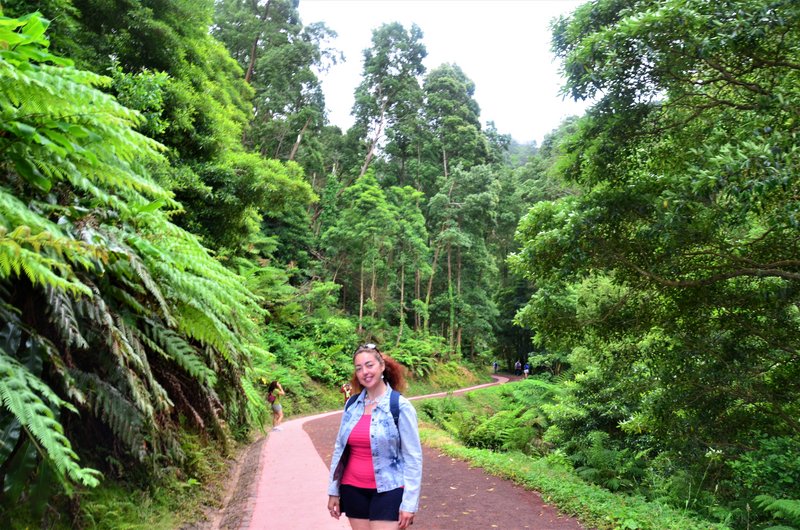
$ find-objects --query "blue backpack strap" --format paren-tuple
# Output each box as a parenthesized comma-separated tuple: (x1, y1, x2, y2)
(346, 390, 400, 430)
(390, 390, 400, 429)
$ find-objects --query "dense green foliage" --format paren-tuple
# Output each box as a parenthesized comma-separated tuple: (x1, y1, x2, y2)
(419, 414, 729, 530)
(506, 0, 800, 527)
(2, 0, 798, 528)
(0, 11, 267, 524)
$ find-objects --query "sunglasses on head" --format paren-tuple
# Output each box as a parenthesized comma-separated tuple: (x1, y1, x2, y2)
(354, 343, 381, 356)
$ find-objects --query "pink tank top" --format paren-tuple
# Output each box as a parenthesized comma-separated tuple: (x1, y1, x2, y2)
(341, 414, 377, 488)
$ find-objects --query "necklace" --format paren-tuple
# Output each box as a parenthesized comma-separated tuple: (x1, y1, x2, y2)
(364, 390, 385, 406)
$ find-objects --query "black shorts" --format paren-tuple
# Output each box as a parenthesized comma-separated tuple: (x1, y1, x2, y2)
(339, 484, 403, 521)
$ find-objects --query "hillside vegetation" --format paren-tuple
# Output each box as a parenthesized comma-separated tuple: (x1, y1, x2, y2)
(1, 1, 799, 529)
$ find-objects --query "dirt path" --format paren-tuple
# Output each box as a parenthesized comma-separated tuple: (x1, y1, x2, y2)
(202, 375, 588, 529)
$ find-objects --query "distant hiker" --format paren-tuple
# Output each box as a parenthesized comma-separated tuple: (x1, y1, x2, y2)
(267, 380, 285, 432)
(523, 362, 530, 379)
(493, 360, 499, 373)
(327, 343, 423, 530)
(514, 360, 522, 376)
(340, 381, 352, 404)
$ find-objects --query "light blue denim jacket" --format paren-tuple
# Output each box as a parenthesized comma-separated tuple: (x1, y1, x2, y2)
(327, 383, 423, 513)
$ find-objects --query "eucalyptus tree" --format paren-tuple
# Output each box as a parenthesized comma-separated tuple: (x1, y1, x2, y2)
(0, 13, 267, 514)
(351, 22, 427, 180)
(423, 63, 488, 185)
(425, 165, 501, 355)
(213, 0, 339, 163)
(321, 173, 396, 330)
(385, 187, 431, 341)
(513, 0, 800, 519)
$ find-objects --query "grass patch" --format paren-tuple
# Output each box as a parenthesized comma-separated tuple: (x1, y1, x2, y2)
(419, 423, 730, 530)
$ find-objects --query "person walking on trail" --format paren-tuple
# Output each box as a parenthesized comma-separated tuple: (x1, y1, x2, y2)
(267, 380, 285, 431)
(340, 381, 353, 405)
(493, 360, 499, 373)
(327, 343, 423, 530)
(523, 362, 530, 379)
(514, 360, 522, 376)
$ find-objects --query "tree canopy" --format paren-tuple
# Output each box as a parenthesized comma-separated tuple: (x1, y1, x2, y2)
(2, 1, 799, 528)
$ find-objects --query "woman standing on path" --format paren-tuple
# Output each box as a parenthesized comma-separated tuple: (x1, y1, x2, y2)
(267, 380, 285, 431)
(327, 344, 423, 530)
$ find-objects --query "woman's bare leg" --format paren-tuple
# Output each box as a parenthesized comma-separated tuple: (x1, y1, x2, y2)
(370, 520, 400, 530)
(348, 517, 371, 530)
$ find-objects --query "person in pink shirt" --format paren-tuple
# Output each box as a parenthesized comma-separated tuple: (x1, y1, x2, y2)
(327, 343, 423, 529)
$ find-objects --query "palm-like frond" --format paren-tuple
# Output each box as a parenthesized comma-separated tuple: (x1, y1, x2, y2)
(0, 12, 266, 496)
(0, 352, 101, 486)
(140, 320, 216, 387)
(44, 286, 89, 350)
(68, 370, 150, 462)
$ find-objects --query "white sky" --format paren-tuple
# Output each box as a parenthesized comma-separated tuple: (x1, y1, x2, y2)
(298, 0, 592, 145)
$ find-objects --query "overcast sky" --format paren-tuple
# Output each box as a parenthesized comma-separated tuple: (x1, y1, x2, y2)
(298, 0, 591, 145)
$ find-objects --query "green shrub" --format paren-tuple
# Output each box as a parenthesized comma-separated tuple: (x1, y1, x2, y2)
(570, 431, 647, 492)
(755, 495, 800, 530)
(726, 436, 800, 500)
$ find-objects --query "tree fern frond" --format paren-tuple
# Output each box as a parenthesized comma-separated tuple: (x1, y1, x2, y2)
(43, 286, 89, 350)
(140, 320, 216, 387)
(0, 352, 101, 486)
(117, 317, 172, 413)
(80, 283, 158, 420)
(1, 14, 174, 208)
(106, 325, 155, 421)
(756, 495, 800, 526)
(104, 284, 149, 315)
(0, 231, 92, 298)
(126, 252, 172, 325)
(240, 376, 267, 431)
(69, 370, 149, 462)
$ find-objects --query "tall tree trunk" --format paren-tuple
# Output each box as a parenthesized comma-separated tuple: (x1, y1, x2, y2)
(370, 261, 377, 319)
(358, 262, 365, 332)
(442, 146, 449, 178)
(424, 244, 441, 336)
(447, 243, 454, 354)
(359, 99, 388, 178)
(415, 143, 422, 192)
(245, 0, 272, 85)
(456, 245, 462, 356)
(288, 115, 312, 161)
(273, 129, 287, 158)
(396, 264, 405, 346)
(400, 148, 407, 187)
(414, 268, 421, 331)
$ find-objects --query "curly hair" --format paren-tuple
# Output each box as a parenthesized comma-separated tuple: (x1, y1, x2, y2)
(350, 345, 408, 394)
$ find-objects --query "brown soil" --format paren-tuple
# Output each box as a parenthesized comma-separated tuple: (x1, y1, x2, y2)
(304, 411, 588, 530)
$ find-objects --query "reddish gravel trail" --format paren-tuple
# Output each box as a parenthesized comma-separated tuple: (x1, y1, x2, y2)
(214, 375, 589, 529)
(304, 411, 587, 529)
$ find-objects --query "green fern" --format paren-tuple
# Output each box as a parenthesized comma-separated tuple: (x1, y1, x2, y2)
(0, 352, 101, 486)
(0, 11, 267, 499)
(69, 370, 150, 462)
(756, 495, 800, 529)
(44, 286, 89, 350)
(140, 319, 216, 387)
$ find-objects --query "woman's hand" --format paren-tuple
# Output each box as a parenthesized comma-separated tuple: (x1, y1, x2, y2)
(327, 495, 341, 519)
(399, 510, 415, 528)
